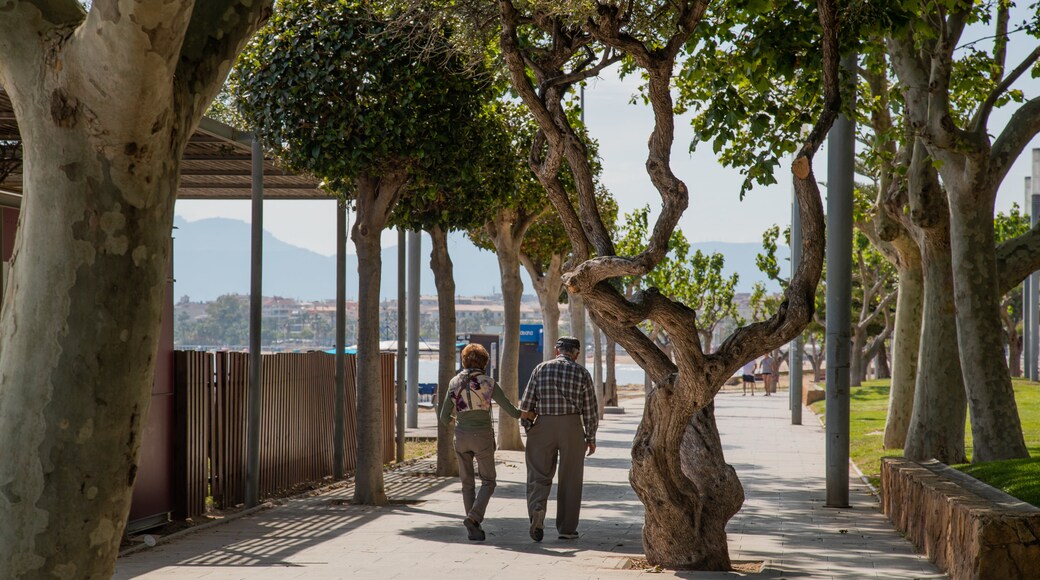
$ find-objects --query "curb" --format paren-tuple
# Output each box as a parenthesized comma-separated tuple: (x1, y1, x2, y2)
(119, 502, 274, 557)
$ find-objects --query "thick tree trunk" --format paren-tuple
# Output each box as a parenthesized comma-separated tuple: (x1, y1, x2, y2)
(429, 226, 459, 477)
(631, 389, 743, 569)
(351, 175, 404, 506)
(492, 221, 525, 450)
(850, 326, 866, 387)
(0, 114, 180, 579)
(606, 337, 618, 406)
(520, 252, 562, 362)
(883, 260, 922, 449)
(876, 343, 891, 379)
(947, 195, 1028, 461)
(903, 233, 967, 463)
(0, 3, 270, 572)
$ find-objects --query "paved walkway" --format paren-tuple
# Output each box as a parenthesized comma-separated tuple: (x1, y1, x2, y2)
(115, 393, 943, 579)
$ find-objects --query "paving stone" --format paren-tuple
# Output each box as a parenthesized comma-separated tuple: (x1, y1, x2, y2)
(116, 392, 940, 579)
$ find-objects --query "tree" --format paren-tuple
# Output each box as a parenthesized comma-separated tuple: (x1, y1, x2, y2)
(650, 234, 742, 354)
(468, 101, 547, 451)
(492, 0, 841, 568)
(233, 0, 488, 503)
(521, 183, 617, 362)
(995, 204, 1030, 377)
(0, 1, 272, 575)
(885, 2, 1040, 461)
(390, 101, 503, 478)
(848, 232, 896, 386)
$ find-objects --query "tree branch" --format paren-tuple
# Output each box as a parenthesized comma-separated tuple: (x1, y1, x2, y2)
(988, 97, 1040, 189)
(859, 290, 895, 332)
(585, 284, 682, 383)
(996, 223, 1040, 294)
(173, 0, 273, 122)
(971, 44, 1040, 134)
(709, 0, 839, 384)
(0, 0, 83, 87)
(529, 129, 591, 262)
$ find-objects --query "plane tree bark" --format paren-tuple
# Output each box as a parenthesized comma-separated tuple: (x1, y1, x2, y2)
(483, 207, 543, 450)
(886, 5, 1040, 461)
(499, 0, 841, 569)
(520, 250, 564, 360)
(428, 225, 459, 476)
(0, 1, 272, 576)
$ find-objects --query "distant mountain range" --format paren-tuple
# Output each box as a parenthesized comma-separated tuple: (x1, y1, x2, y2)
(172, 216, 786, 301)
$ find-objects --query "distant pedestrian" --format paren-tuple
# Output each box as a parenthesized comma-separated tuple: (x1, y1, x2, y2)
(742, 359, 757, 396)
(760, 355, 774, 396)
(438, 343, 533, 541)
(520, 336, 599, 542)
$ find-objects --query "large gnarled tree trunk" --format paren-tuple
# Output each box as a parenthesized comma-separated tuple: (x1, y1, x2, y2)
(499, 0, 840, 568)
(429, 225, 459, 477)
(0, 2, 271, 576)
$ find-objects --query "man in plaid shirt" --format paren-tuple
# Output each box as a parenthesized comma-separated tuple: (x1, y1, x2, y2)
(520, 336, 599, 542)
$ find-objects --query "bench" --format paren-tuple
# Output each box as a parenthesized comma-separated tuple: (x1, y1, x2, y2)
(881, 457, 1040, 580)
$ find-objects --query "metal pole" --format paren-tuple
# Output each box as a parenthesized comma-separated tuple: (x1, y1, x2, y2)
(333, 200, 347, 479)
(406, 230, 421, 428)
(1031, 149, 1040, 380)
(790, 177, 804, 426)
(1031, 188, 1040, 382)
(396, 228, 406, 461)
(245, 136, 264, 508)
(1024, 176, 1033, 380)
(825, 53, 855, 508)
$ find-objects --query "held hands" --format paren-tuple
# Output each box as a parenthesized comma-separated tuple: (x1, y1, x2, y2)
(520, 410, 537, 422)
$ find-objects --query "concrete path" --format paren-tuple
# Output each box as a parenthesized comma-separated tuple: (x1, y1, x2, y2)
(115, 392, 944, 579)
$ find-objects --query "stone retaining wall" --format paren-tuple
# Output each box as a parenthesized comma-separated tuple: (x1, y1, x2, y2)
(881, 457, 1040, 580)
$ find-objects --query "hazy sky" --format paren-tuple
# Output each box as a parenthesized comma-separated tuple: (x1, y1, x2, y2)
(175, 15, 1040, 258)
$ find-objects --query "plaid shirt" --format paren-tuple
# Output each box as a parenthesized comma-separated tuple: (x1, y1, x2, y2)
(520, 355, 599, 444)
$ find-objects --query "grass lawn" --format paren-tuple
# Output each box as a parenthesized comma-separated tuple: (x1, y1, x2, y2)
(809, 378, 1040, 504)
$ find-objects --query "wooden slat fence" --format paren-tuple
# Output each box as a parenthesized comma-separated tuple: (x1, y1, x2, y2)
(172, 351, 212, 519)
(172, 351, 396, 518)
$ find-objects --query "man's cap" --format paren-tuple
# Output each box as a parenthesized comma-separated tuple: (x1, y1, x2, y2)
(556, 336, 581, 350)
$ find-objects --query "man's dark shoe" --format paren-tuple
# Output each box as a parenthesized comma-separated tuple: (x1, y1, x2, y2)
(464, 517, 485, 541)
(529, 509, 545, 542)
(558, 532, 579, 540)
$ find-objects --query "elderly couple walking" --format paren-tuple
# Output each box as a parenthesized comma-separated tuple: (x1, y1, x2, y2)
(437, 337, 599, 543)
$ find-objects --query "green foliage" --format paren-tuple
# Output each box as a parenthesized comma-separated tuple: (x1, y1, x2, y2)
(812, 378, 1040, 491)
(232, 0, 490, 198)
(996, 202, 1031, 244)
(614, 206, 740, 344)
(614, 206, 652, 296)
(676, 0, 837, 196)
(468, 100, 588, 251)
(390, 102, 509, 233)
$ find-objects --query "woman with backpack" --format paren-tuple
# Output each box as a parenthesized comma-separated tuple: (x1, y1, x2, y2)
(438, 343, 535, 541)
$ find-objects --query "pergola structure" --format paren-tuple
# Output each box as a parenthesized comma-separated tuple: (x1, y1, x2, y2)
(0, 86, 358, 512)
